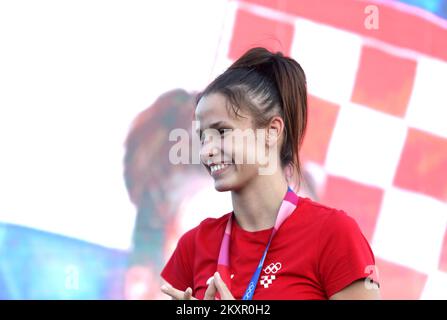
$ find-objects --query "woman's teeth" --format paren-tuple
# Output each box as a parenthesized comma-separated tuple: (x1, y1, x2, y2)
(210, 163, 231, 173)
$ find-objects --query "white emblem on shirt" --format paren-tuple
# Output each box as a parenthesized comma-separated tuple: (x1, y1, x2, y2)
(263, 262, 282, 274)
(260, 262, 282, 288)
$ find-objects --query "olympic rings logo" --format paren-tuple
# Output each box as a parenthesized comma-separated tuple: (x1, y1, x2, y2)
(263, 262, 282, 274)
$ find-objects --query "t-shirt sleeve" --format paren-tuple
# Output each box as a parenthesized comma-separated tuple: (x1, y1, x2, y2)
(317, 210, 378, 298)
(160, 227, 196, 291)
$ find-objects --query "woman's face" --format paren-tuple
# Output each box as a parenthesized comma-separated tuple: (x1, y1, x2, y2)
(195, 92, 262, 192)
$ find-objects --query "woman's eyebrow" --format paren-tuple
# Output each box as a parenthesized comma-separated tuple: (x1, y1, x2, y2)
(209, 121, 233, 129)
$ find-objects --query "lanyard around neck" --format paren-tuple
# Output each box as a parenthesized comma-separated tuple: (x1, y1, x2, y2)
(216, 186, 299, 300)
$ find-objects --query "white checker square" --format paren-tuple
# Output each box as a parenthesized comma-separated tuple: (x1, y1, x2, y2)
(325, 102, 407, 188)
(372, 187, 447, 274)
(291, 18, 362, 105)
(420, 271, 447, 300)
(406, 56, 447, 139)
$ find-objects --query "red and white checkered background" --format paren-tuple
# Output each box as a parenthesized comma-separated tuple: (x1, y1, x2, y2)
(210, 0, 447, 299)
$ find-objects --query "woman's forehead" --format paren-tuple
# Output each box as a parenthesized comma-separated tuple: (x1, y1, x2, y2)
(195, 92, 250, 125)
(195, 93, 228, 120)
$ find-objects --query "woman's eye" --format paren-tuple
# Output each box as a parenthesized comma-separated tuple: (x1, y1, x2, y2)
(218, 128, 230, 135)
(199, 129, 231, 144)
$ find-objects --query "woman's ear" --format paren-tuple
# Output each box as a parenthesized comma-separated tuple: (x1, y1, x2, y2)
(266, 116, 284, 147)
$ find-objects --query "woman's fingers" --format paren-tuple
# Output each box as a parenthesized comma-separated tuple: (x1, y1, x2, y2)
(213, 272, 235, 300)
(184, 287, 193, 300)
(161, 274, 234, 300)
(203, 278, 217, 300)
(161, 283, 183, 299)
(161, 283, 197, 300)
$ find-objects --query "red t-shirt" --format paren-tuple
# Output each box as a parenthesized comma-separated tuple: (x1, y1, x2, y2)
(161, 197, 377, 300)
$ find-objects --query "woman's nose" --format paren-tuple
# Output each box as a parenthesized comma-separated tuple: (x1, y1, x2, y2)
(200, 138, 219, 163)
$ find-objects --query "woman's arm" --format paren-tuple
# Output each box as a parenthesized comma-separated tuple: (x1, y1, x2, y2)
(329, 279, 381, 300)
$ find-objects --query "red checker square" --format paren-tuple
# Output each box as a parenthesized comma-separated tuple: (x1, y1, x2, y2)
(229, 8, 294, 60)
(394, 127, 447, 202)
(351, 46, 416, 118)
(375, 257, 428, 299)
(320, 175, 383, 242)
(439, 227, 447, 273)
(300, 95, 339, 165)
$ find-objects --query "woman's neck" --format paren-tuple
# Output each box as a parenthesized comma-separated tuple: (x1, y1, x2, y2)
(231, 170, 289, 232)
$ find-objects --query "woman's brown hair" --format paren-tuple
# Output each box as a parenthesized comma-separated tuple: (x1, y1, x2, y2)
(196, 47, 308, 187)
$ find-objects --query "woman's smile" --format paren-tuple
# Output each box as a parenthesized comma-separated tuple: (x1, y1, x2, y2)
(209, 163, 234, 177)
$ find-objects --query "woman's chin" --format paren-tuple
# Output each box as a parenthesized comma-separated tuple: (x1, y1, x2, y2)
(214, 181, 232, 192)
(213, 178, 235, 192)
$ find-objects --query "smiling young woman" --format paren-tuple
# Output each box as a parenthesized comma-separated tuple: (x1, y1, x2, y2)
(160, 47, 381, 300)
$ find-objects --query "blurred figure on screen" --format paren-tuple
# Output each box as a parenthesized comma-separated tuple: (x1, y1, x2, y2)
(123, 89, 209, 299)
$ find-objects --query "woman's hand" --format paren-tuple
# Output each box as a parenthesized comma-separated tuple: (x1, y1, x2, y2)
(204, 272, 235, 300)
(161, 283, 197, 300)
(161, 272, 235, 300)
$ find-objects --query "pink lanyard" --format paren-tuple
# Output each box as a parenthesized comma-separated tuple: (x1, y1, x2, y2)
(216, 187, 299, 299)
